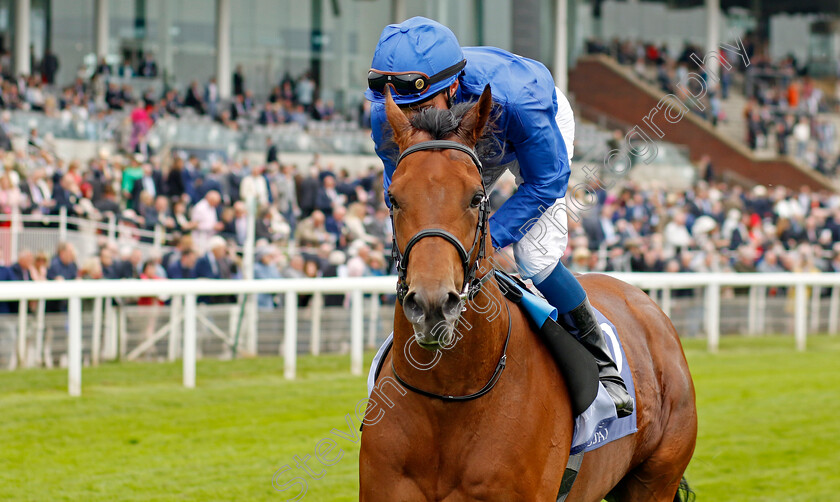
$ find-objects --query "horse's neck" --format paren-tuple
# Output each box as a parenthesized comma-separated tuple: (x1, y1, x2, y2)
(393, 277, 508, 397)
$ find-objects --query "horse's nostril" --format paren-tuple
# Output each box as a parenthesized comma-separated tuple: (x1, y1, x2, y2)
(402, 292, 423, 321)
(442, 291, 462, 317)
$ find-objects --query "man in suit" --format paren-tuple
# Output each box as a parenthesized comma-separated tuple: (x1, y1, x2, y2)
(205, 77, 219, 117)
(99, 247, 123, 279)
(2, 250, 34, 313)
(166, 248, 197, 279)
(131, 163, 164, 209)
(229, 94, 247, 121)
(144, 195, 175, 232)
(137, 53, 158, 77)
(9, 250, 33, 281)
(226, 162, 243, 203)
(46, 242, 78, 312)
(194, 236, 234, 303)
(266, 137, 279, 164)
(20, 169, 49, 215)
(181, 156, 200, 203)
(195, 236, 228, 280)
(196, 162, 226, 203)
(40, 49, 59, 85)
(0, 265, 14, 314)
(233, 65, 245, 97)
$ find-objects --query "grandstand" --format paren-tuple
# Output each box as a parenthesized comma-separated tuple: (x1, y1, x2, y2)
(1, 3, 840, 502)
(1, 1, 840, 376)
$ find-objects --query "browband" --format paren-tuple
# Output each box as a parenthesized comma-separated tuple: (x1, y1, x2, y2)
(397, 140, 483, 170)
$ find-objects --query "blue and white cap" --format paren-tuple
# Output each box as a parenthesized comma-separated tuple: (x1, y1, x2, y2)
(365, 17, 465, 105)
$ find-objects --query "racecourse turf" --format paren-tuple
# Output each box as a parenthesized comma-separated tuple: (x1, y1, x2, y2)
(1, 335, 838, 501)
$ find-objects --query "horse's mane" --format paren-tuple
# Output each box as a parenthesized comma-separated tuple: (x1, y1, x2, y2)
(385, 100, 504, 165)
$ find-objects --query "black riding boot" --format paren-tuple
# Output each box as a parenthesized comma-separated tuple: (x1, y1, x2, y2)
(558, 297, 635, 418)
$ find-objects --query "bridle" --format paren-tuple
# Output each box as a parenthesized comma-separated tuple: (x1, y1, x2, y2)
(389, 139, 513, 402)
(390, 139, 490, 305)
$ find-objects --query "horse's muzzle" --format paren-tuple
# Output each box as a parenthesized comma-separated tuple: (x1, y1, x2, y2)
(402, 288, 462, 349)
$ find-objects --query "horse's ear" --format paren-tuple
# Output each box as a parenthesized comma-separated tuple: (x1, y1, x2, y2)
(383, 87, 413, 150)
(458, 84, 493, 147)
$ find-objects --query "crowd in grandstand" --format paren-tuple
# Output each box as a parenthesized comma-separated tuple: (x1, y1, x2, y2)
(0, 51, 362, 142)
(0, 145, 391, 309)
(0, 46, 838, 313)
(2, 139, 840, 312)
(586, 35, 840, 177)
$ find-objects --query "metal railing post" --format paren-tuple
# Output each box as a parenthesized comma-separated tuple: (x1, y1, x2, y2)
(68, 297, 82, 396)
(10, 207, 19, 262)
(168, 295, 182, 361)
(810, 285, 821, 334)
(368, 293, 381, 348)
(153, 224, 164, 251)
(107, 214, 117, 243)
(829, 286, 839, 336)
(15, 299, 27, 369)
(310, 292, 322, 356)
(705, 282, 720, 353)
(284, 291, 297, 379)
(246, 294, 258, 355)
(661, 287, 671, 318)
(351, 289, 363, 376)
(118, 305, 128, 359)
(103, 298, 116, 360)
(183, 293, 197, 388)
(58, 206, 68, 242)
(756, 286, 767, 334)
(35, 299, 45, 366)
(795, 282, 807, 352)
(747, 285, 758, 335)
(91, 296, 103, 366)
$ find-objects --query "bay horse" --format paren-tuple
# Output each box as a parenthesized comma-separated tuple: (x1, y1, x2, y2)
(359, 86, 697, 501)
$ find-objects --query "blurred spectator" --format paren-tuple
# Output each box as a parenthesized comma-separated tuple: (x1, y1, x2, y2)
(46, 242, 78, 312)
(166, 247, 197, 279)
(138, 260, 165, 306)
(295, 210, 331, 249)
(191, 190, 223, 250)
(195, 236, 235, 303)
(233, 65, 245, 97)
(240, 165, 269, 206)
(40, 49, 59, 85)
(99, 246, 122, 279)
(254, 246, 282, 309)
(137, 53, 158, 78)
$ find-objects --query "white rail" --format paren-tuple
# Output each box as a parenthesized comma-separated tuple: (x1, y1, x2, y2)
(1, 272, 837, 396)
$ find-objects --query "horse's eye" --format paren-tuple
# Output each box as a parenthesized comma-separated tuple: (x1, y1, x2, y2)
(470, 193, 485, 208)
(388, 194, 400, 209)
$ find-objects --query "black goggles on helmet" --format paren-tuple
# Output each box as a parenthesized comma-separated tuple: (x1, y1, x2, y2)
(367, 59, 466, 97)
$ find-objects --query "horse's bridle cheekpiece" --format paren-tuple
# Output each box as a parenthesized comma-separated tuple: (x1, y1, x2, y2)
(390, 140, 490, 306)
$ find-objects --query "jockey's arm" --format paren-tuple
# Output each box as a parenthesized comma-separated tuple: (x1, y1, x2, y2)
(488, 92, 570, 250)
(370, 103, 398, 206)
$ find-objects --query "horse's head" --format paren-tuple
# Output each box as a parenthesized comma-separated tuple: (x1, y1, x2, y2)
(384, 85, 493, 350)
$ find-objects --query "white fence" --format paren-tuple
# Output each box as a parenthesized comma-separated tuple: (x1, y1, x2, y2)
(0, 272, 838, 396)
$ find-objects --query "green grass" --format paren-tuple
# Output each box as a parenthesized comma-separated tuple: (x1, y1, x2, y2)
(1, 336, 838, 501)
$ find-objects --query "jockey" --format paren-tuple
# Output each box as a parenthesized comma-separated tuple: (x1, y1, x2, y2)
(365, 17, 633, 417)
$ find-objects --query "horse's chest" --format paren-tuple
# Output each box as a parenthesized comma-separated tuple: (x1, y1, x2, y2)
(396, 406, 568, 500)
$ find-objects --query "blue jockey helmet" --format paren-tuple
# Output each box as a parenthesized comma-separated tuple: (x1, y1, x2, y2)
(365, 17, 466, 106)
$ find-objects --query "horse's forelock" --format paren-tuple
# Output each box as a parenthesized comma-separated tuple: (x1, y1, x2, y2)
(383, 100, 503, 166)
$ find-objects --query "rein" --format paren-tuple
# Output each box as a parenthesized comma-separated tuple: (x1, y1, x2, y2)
(390, 140, 490, 304)
(390, 139, 511, 402)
